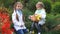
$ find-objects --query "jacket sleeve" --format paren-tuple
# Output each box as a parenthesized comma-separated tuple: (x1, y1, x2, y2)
(12, 13, 22, 26)
(41, 10, 46, 19)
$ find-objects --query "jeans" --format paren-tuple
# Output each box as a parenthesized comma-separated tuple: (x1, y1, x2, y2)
(16, 29, 28, 34)
(30, 22, 42, 33)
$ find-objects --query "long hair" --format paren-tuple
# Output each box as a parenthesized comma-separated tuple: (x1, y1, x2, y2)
(13, 2, 23, 10)
(13, 2, 23, 21)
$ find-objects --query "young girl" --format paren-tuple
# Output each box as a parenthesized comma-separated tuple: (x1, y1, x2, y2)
(0, 7, 13, 34)
(29, 2, 46, 34)
(12, 2, 28, 34)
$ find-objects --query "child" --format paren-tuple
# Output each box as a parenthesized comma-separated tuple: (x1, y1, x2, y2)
(0, 7, 13, 34)
(12, 2, 28, 34)
(29, 2, 46, 34)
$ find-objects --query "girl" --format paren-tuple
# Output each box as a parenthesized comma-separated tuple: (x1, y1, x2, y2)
(0, 7, 13, 34)
(29, 2, 46, 34)
(12, 2, 28, 34)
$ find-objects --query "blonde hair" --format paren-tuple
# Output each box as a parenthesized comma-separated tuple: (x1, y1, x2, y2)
(13, 2, 23, 10)
(36, 2, 45, 8)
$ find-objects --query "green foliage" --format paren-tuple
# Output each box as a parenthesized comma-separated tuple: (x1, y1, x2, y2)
(26, 0, 40, 12)
(43, 1, 52, 13)
(46, 14, 60, 30)
(23, 8, 33, 22)
(4, 0, 14, 8)
(42, 30, 60, 34)
(55, 0, 60, 2)
(52, 4, 60, 14)
(22, 8, 33, 29)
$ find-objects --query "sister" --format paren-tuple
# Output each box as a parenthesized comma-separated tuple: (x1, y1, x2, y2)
(12, 2, 28, 34)
(30, 2, 46, 34)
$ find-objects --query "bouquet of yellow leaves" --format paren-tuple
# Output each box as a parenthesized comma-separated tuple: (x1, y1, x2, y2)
(29, 14, 41, 22)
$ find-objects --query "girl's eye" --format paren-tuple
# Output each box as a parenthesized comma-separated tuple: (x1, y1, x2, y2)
(37, 4, 40, 5)
(18, 6, 21, 7)
(37, 4, 39, 5)
(18, 6, 20, 7)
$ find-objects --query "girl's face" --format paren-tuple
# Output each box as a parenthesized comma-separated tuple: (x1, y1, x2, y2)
(36, 3, 42, 9)
(16, 3, 23, 10)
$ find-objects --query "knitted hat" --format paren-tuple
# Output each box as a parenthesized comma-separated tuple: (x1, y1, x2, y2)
(36, 2, 45, 8)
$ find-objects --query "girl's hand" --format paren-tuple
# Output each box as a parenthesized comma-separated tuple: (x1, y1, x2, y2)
(29, 15, 36, 21)
(28, 15, 32, 19)
(20, 25, 24, 27)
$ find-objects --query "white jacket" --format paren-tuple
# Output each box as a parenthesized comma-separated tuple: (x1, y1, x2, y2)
(35, 9, 46, 25)
(12, 10, 26, 31)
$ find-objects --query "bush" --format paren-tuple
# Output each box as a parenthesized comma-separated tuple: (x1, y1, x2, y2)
(26, 0, 40, 12)
(52, 4, 60, 14)
(23, 8, 33, 22)
(22, 8, 33, 29)
(0, 0, 14, 8)
(42, 30, 60, 34)
(46, 14, 60, 30)
(43, 1, 52, 13)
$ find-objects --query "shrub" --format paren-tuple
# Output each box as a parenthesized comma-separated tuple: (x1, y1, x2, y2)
(46, 14, 60, 30)
(22, 8, 33, 29)
(52, 4, 60, 14)
(23, 8, 33, 22)
(42, 30, 60, 34)
(26, 0, 40, 12)
(43, 1, 52, 13)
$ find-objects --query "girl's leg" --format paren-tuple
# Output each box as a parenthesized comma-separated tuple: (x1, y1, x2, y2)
(23, 29, 28, 33)
(30, 23, 35, 31)
(30, 22, 35, 33)
(23, 29, 28, 34)
(16, 29, 24, 34)
(35, 23, 42, 34)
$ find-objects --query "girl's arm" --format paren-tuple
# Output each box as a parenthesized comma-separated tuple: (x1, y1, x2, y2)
(40, 10, 46, 19)
(12, 13, 22, 26)
(23, 15, 25, 22)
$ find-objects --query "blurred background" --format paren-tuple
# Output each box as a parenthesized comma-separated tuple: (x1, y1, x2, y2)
(0, 0, 60, 34)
